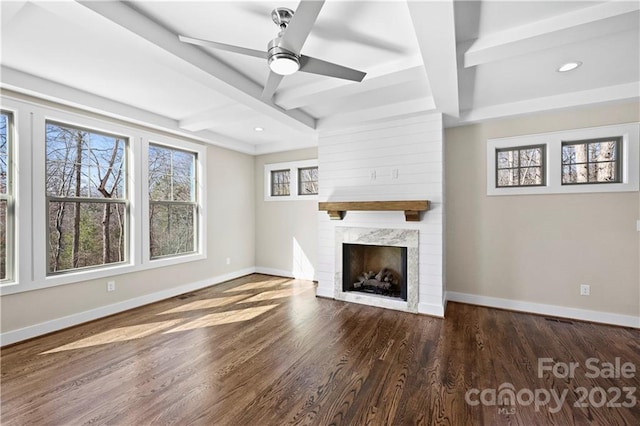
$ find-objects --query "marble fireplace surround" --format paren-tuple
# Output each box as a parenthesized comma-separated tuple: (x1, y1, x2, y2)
(335, 227, 419, 313)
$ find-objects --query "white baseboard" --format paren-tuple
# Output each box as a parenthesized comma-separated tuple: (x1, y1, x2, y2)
(0, 267, 256, 347)
(418, 302, 446, 318)
(315, 286, 334, 299)
(446, 291, 640, 328)
(254, 267, 316, 281)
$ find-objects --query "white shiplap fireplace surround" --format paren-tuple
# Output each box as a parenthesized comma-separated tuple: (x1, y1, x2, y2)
(316, 114, 445, 317)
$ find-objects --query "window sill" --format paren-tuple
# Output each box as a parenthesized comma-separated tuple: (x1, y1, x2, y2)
(0, 252, 206, 296)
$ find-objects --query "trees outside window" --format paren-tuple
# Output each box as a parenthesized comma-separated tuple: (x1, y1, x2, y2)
(270, 170, 290, 196)
(562, 138, 621, 184)
(148, 144, 197, 259)
(496, 145, 545, 187)
(298, 166, 318, 195)
(0, 111, 13, 281)
(46, 122, 127, 273)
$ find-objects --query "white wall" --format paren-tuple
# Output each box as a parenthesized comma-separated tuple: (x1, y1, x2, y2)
(445, 102, 640, 327)
(254, 148, 318, 280)
(316, 114, 445, 316)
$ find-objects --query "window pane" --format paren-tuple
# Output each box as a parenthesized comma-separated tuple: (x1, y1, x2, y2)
(298, 167, 318, 195)
(46, 123, 126, 199)
(497, 150, 518, 169)
(520, 147, 542, 167)
(520, 166, 543, 185)
(148, 145, 196, 202)
(563, 164, 588, 184)
(589, 141, 617, 162)
(48, 201, 126, 273)
(271, 170, 290, 196)
(497, 169, 519, 187)
(150, 204, 195, 258)
(0, 113, 7, 195)
(589, 162, 617, 182)
(0, 200, 6, 280)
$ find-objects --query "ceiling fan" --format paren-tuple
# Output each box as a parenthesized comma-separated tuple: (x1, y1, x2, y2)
(178, 0, 367, 100)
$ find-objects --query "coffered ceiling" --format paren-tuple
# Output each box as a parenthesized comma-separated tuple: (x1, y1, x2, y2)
(1, 1, 638, 154)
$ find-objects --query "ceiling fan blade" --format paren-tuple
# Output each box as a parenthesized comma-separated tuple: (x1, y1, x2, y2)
(262, 71, 285, 100)
(299, 55, 366, 82)
(280, 0, 325, 55)
(178, 35, 267, 59)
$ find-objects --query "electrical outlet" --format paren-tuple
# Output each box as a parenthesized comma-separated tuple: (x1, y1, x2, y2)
(226, 257, 231, 265)
(370, 170, 376, 181)
(392, 168, 399, 179)
(107, 281, 116, 292)
(580, 284, 590, 296)
(636, 220, 640, 232)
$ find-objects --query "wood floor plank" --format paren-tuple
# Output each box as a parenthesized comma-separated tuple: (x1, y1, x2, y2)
(1, 274, 638, 425)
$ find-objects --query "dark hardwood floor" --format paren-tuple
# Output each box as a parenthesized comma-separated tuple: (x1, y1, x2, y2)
(1, 274, 638, 425)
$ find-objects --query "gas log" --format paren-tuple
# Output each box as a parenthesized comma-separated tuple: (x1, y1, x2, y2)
(353, 268, 397, 293)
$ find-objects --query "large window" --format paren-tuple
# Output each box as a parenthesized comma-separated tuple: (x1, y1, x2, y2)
(0, 111, 13, 281)
(562, 137, 621, 184)
(496, 145, 545, 187)
(45, 122, 127, 273)
(148, 144, 197, 259)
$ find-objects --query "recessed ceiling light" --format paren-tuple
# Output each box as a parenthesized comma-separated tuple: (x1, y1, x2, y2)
(557, 61, 582, 73)
(254, 127, 264, 132)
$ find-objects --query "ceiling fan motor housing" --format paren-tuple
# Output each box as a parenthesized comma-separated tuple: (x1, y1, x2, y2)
(267, 37, 300, 75)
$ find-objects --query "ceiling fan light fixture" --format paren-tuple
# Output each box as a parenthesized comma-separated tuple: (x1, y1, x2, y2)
(557, 61, 582, 73)
(269, 53, 300, 75)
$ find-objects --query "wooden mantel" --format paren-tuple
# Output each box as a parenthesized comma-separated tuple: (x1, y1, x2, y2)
(318, 200, 429, 222)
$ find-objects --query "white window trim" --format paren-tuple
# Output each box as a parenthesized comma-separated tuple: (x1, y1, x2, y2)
(0, 97, 207, 296)
(0, 109, 16, 285)
(487, 123, 639, 196)
(264, 159, 318, 201)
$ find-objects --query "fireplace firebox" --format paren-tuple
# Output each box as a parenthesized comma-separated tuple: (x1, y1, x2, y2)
(342, 243, 407, 301)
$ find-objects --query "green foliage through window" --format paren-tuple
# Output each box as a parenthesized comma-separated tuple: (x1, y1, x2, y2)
(45, 121, 127, 273)
(149, 144, 197, 259)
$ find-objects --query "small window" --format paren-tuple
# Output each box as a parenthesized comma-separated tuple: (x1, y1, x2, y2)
(46, 121, 128, 273)
(0, 111, 14, 282)
(561, 137, 621, 185)
(270, 169, 290, 196)
(496, 145, 545, 187)
(298, 166, 318, 195)
(148, 144, 198, 259)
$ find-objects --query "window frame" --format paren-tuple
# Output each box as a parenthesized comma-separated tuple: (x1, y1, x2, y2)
(495, 144, 546, 188)
(44, 120, 130, 275)
(0, 110, 15, 284)
(560, 137, 622, 185)
(264, 159, 318, 201)
(487, 123, 639, 196)
(270, 169, 291, 197)
(148, 142, 200, 260)
(297, 166, 319, 196)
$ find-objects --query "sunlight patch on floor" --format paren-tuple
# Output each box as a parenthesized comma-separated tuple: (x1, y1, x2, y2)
(223, 278, 290, 293)
(41, 320, 183, 354)
(241, 286, 312, 302)
(157, 294, 251, 315)
(163, 304, 279, 333)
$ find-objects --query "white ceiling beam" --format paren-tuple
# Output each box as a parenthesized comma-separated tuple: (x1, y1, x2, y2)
(407, 0, 459, 117)
(452, 82, 640, 126)
(274, 55, 424, 110)
(464, 2, 640, 68)
(179, 104, 251, 132)
(317, 97, 436, 130)
(76, 1, 316, 133)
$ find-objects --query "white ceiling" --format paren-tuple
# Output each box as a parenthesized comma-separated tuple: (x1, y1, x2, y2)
(1, 1, 638, 154)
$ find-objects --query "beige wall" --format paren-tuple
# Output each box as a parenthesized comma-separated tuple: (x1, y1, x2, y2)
(255, 148, 318, 280)
(1, 146, 255, 333)
(445, 102, 640, 317)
